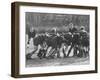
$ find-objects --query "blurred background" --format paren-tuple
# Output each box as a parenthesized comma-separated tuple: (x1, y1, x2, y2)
(26, 12, 90, 34)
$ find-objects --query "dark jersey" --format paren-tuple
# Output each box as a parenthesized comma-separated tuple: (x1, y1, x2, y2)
(63, 33, 72, 45)
(69, 27, 77, 33)
(28, 30, 36, 39)
(72, 32, 80, 45)
(79, 30, 89, 46)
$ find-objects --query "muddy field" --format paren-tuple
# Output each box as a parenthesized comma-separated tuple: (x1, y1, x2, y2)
(26, 57, 89, 67)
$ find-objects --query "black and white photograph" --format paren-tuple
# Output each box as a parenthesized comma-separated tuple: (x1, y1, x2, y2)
(25, 12, 90, 67)
(11, 2, 97, 78)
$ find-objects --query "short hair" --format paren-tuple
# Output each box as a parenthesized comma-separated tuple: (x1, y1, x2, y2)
(80, 26, 85, 30)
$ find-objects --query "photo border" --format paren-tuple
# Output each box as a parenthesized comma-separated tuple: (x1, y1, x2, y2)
(11, 2, 98, 78)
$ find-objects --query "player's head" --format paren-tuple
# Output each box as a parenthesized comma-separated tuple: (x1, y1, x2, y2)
(80, 26, 85, 30)
(51, 27, 57, 34)
(69, 23, 74, 28)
